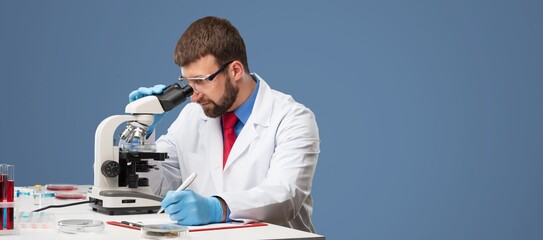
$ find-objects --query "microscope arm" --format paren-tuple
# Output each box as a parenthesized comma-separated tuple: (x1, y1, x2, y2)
(94, 114, 154, 188)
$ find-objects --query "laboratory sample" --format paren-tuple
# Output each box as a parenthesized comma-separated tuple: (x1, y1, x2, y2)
(119, 140, 157, 152)
(141, 224, 188, 239)
(55, 192, 86, 200)
(15, 190, 31, 197)
(0, 164, 5, 201)
(5, 165, 15, 230)
(57, 219, 104, 234)
(16, 211, 56, 229)
(46, 184, 78, 191)
(7, 166, 14, 229)
(33, 185, 43, 205)
(0, 164, 16, 232)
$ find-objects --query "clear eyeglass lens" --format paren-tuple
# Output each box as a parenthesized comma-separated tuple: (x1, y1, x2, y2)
(188, 77, 211, 93)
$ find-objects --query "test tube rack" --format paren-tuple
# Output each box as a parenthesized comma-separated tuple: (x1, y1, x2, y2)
(0, 164, 18, 235)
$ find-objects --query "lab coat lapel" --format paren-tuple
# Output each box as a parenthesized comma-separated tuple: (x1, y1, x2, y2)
(198, 114, 224, 192)
(224, 77, 272, 171)
(223, 122, 258, 171)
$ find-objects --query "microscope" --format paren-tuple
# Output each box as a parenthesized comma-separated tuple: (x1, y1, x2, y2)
(88, 83, 193, 215)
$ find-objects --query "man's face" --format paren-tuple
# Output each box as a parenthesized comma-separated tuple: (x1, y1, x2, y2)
(181, 55, 239, 118)
(198, 73, 238, 118)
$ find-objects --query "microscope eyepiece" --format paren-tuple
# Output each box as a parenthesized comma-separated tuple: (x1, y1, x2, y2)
(156, 83, 193, 112)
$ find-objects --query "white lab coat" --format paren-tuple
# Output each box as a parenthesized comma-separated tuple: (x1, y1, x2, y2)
(148, 74, 320, 232)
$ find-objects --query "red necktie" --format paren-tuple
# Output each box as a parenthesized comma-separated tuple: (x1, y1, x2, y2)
(222, 112, 238, 168)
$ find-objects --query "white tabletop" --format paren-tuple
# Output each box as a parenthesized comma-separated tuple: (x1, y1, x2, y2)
(2, 186, 324, 240)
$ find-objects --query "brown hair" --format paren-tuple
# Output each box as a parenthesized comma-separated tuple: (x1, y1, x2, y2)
(174, 16, 250, 73)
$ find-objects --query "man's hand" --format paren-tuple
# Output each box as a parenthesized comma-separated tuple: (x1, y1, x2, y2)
(161, 190, 223, 226)
(129, 84, 167, 102)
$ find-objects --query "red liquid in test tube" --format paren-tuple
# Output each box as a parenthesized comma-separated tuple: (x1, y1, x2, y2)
(6, 165, 14, 230)
(0, 174, 4, 201)
(0, 164, 15, 231)
(6, 179, 14, 229)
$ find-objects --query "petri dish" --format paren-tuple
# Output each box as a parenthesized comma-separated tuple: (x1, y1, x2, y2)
(47, 184, 78, 191)
(58, 219, 105, 234)
(55, 192, 86, 200)
(141, 224, 189, 239)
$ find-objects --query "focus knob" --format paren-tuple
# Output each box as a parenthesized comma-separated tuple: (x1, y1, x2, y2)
(101, 160, 120, 178)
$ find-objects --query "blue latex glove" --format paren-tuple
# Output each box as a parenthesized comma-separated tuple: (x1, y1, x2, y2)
(128, 84, 167, 102)
(128, 84, 167, 138)
(161, 190, 223, 226)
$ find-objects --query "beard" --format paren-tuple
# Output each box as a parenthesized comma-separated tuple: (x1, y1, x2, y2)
(198, 75, 239, 118)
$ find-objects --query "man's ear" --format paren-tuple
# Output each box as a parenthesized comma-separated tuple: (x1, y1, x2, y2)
(231, 60, 244, 81)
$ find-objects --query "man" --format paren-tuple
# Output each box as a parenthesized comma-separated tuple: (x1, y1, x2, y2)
(129, 16, 320, 232)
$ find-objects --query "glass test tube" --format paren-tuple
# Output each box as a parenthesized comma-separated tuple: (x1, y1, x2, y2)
(6, 165, 14, 229)
(0, 164, 6, 230)
(33, 185, 43, 206)
(0, 164, 8, 230)
(0, 164, 4, 201)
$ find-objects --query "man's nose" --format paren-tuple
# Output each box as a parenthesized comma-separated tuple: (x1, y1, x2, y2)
(191, 91, 202, 102)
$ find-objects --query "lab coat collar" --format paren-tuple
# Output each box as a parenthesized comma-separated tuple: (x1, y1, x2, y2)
(245, 73, 272, 127)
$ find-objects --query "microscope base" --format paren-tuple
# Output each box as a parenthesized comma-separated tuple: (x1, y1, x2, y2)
(90, 202, 160, 215)
(88, 188, 163, 215)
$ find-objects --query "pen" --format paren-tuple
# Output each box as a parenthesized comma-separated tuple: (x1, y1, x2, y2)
(106, 221, 141, 230)
(157, 172, 197, 214)
(121, 220, 144, 228)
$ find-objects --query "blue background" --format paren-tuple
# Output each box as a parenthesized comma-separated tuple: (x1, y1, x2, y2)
(1, 0, 542, 239)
